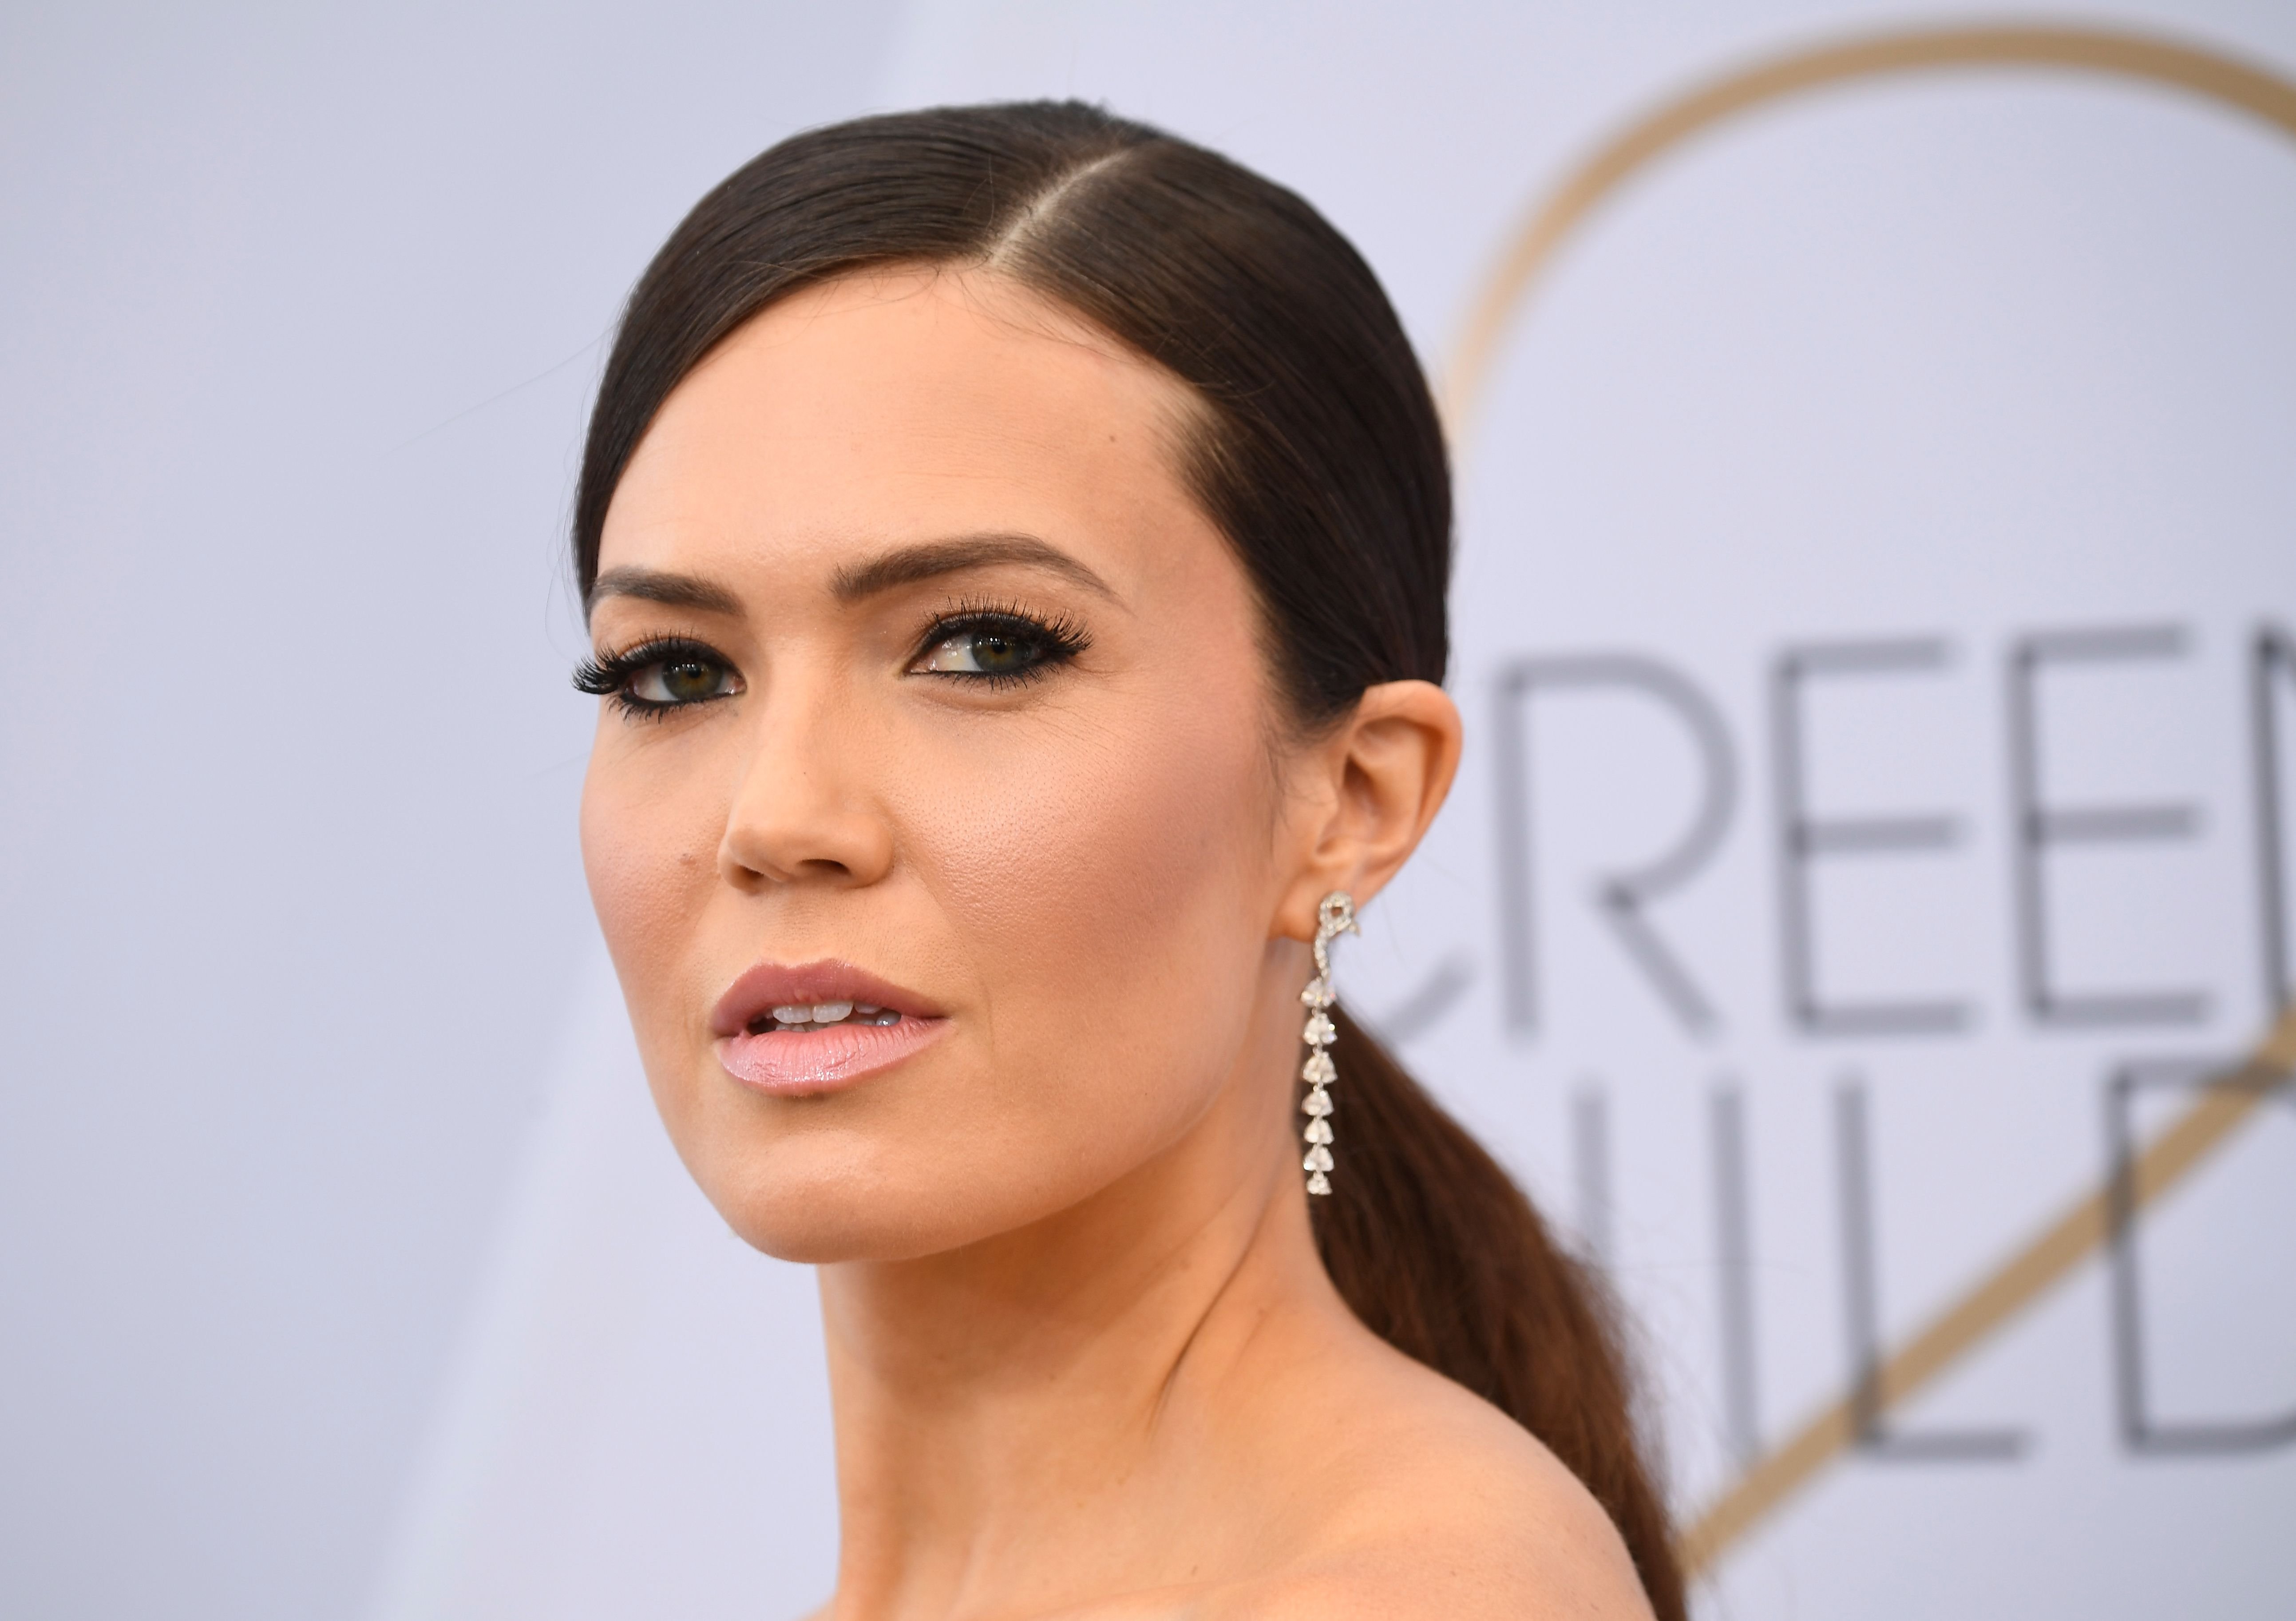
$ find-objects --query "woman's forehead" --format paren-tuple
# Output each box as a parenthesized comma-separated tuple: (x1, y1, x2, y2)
(598, 268, 1216, 591)
(631, 269, 1188, 492)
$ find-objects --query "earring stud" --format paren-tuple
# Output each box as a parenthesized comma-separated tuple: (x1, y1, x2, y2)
(1299, 891, 1356, 1196)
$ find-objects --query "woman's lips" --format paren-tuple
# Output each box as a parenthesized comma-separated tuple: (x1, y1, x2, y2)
(716, 1016, 949, 1096)
(709, 958, 944, 1037)
(709, 958, 950, 1096)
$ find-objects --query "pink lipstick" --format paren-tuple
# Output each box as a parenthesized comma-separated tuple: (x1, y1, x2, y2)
(710, 959, 950, 1097)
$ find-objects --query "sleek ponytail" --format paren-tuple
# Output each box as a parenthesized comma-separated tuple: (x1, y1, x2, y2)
(1321, 1010, 1679, 1616)
(574, 100, 1683, 1620)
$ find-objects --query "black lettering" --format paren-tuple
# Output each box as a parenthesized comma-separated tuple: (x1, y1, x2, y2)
(1773, 639, 1967, 1036)
(1572, 1085, 1611, 1267)
(1710, 1083, 1761, 1468)
(1493, 656, 1737, 1035)
(2254, 626, 2295, 1017)
(1834, 1079, 2025, 1460)
(2008, 625, 2206, 1026)
(2106, 1058, 2296, 1453)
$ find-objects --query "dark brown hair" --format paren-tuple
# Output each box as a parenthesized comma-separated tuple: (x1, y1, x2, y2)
(574, 100, 1681, 1619)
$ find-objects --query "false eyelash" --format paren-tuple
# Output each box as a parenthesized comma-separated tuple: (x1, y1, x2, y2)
(571, 633, 739, 720)
(570, 633, 706, 696)
(911, 598, 1093, 688)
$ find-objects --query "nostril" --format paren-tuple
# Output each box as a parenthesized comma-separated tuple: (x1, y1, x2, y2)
(717, 772, 893, 886)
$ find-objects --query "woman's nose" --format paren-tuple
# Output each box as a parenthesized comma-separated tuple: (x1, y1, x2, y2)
(716, 686, 895, 890)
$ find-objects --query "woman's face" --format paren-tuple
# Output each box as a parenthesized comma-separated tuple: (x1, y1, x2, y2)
(580, 267, 1318, 1261)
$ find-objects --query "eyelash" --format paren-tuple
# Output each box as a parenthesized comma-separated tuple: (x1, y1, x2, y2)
(909, 599, 1093, 689)
(572, 633, 739, 722)
(570, 602, 1093, 720)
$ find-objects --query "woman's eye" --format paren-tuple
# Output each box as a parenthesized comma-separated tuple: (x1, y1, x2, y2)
(917, 625, 1049, 679)
(631, 656, 736, 704)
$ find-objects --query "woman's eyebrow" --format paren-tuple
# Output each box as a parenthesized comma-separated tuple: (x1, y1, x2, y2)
(586, 565, 743, 618)
(831, 533, 1119, 603)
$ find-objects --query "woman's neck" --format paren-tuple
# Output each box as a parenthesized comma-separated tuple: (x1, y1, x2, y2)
(816, 1004, 1352, 1619)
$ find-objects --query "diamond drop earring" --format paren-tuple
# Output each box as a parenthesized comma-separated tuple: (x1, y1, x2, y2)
(1298, 890, 1357, 1197)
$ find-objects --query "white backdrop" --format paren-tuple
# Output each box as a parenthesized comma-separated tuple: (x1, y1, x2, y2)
(5, 4, 2292, 1618)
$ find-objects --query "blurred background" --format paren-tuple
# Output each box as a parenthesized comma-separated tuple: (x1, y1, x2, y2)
(3, 2, 2292, 1617)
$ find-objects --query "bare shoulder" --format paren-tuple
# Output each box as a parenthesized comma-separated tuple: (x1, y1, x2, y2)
(1033, 1385, 1658, 1621)
(945, 1359, 1656, 1621)
(1231, 1349, 1659, 1621)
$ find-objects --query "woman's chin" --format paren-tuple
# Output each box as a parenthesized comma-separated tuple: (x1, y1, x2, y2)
(720, 1209, 1014, 1267)
(699, 1156, 1077, 1266)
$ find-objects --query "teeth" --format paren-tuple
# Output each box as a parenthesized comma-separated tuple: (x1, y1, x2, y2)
(758, 1001, 904, 1031)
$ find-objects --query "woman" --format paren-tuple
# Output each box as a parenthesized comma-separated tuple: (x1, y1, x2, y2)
(572, 101, 1680, 1620)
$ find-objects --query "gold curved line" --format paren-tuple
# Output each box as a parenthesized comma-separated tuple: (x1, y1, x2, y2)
(1431, 18, 2296, 1578)
(1441, 24, 2296, 444)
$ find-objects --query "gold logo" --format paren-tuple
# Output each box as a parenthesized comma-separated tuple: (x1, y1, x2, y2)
(1439, 20, 2296, 1578)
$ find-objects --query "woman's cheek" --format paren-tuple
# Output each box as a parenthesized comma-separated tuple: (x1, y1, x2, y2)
(580, 745, 718, 1041)
(909, 700, 1271, 1052)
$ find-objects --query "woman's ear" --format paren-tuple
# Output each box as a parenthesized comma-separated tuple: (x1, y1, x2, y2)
(1275, 679, 1463, 941)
